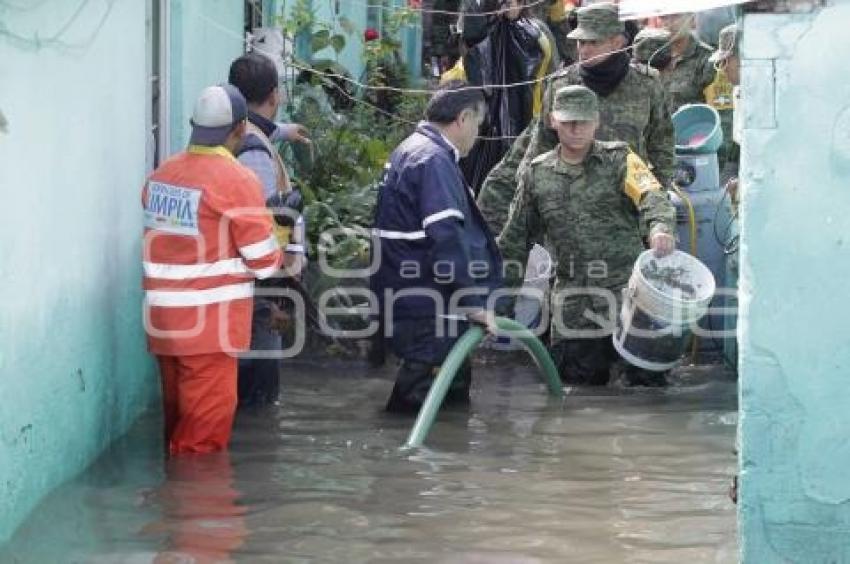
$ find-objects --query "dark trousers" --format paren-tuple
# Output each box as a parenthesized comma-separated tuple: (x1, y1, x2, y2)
(551, 337, 668, 387)
(385, 318, 472, 413)
(551, 337, 619, 386)
(238, 300, 281, 406)
(386, 359, 472, 414)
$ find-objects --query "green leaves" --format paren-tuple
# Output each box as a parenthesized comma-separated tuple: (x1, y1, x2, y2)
(311, 29, 330, 52)
(286, 83, 426, 263)
(330, 34, 346, 54)
(310, 28, 347, 54)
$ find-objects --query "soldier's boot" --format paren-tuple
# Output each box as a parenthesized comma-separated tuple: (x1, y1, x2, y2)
(552, 338, 613, 386)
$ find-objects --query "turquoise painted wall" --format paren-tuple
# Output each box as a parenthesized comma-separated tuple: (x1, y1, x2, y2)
(276, 0, 370, 81)
(0, 0, 156, 543)
(312, 0, 369, 81)
(168, 0, 245, 153)
(393, 0, 423, 80)
(738, 5, 850, 562)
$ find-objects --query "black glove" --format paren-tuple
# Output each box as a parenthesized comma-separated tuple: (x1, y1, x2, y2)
(266, 187, 304, 228)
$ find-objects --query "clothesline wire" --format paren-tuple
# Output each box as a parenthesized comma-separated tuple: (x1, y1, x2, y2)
(198, 10, 696, 141)
(312, 0, 549, 17)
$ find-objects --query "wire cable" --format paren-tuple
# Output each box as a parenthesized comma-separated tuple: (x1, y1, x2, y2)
(205, 10, 674, 97)
(0, 0, 115, 51)
(0, 0, 51, 11)
(340, 0, 550, 17)
(198, 9, 689, 140)
(296, 66, 520, 141)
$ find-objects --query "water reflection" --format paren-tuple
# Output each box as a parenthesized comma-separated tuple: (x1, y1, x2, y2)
(142, 453, 247, 563)
(2, 360, 738, 563)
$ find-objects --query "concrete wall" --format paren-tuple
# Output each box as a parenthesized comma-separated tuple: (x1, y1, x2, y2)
(0, 0, 156, 543)
(0, 0, 251, 544)
(738, 4, 850, 562)
(168, 0, 245, 152)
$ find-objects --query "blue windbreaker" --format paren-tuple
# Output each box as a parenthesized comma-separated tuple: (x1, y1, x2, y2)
(371, 122, 503, 320)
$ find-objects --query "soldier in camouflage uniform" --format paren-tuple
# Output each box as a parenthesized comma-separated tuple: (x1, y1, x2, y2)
(632, 27, 673, 72)
(708, 23, 741, 179)
(498, 86, 676, 386)
(657, 13, 717, 111)
(709, 24, 741, 198)
(478, 2, 674, 236)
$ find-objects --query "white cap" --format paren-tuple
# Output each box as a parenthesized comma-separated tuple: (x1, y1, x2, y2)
(189, 84, 247, 146)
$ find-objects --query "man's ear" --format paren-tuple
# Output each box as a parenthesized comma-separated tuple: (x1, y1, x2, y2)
(233, 120, 248, 139)
(615, 33, 628, 51)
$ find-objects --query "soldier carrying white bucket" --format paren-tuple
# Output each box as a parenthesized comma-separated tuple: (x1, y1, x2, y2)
(498, 85, 678, 387)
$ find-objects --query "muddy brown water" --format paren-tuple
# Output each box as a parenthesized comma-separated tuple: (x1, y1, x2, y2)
(2, 358, 738, 563)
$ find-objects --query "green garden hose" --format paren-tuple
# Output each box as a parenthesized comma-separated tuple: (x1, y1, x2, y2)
(403, 317, 564, 449)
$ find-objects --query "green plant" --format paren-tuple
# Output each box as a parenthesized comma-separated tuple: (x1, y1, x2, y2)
(289, 86, 426, 254)
(362, 6, 418, 113)
(275, 2, 428, 339)
(280, 0, 351, 62)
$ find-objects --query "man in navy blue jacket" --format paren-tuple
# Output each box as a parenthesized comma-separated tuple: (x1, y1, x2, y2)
(372, 81, 503, 413)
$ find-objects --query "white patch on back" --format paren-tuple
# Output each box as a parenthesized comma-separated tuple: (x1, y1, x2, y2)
(144, 182, 202, 236)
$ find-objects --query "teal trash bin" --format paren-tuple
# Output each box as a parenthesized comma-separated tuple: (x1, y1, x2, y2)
(673, 104, 724, 155)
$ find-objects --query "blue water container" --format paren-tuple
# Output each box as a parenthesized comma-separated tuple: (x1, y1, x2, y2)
(673, 104, 724, 155)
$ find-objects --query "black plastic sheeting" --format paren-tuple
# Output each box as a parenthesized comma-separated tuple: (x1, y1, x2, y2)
(459, 16, 544, 194)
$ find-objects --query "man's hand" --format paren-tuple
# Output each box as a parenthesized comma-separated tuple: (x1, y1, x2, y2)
(283, 123, 312, 146)
(467, 309, 499, 335)
(725, 177, 739, 204)
(650, 232, 676, 257)
(268, 303, 291, 333)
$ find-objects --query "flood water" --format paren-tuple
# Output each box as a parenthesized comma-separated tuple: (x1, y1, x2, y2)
(2, 358, 738, 563)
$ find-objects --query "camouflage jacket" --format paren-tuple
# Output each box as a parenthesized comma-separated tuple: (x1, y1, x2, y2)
(497, 142, 675, 323)
(477, 125, 533, 232)
(478, 62, 675, 236)
(662, 33, 717, 111)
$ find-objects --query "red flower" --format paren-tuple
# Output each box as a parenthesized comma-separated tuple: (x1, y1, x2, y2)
(364, 28, 379, 42)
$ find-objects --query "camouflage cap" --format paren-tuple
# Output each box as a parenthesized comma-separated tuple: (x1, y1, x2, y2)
(567, 3, 624, 41)
(633, 27, 671, 64)
(709, 23, 740, 63)
(551, 85, 599, 122)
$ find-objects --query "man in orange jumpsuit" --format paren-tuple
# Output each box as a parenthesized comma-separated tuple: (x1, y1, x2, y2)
(142, 84, 283, 455)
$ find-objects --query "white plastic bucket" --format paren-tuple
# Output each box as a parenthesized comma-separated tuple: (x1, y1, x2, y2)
(613, 250, 715, 371)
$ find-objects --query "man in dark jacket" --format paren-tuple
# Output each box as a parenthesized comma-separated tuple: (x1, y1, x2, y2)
(228, 53, 310, 406)
(372, 81, 503, 413)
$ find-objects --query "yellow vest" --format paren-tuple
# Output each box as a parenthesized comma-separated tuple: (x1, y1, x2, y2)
(703, 69, 735, 111)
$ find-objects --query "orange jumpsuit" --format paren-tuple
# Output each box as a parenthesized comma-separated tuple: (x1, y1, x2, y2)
(142, 145, 282, 454)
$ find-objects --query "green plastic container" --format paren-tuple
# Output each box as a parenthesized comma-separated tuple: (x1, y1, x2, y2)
(673, 104, 724, 155)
